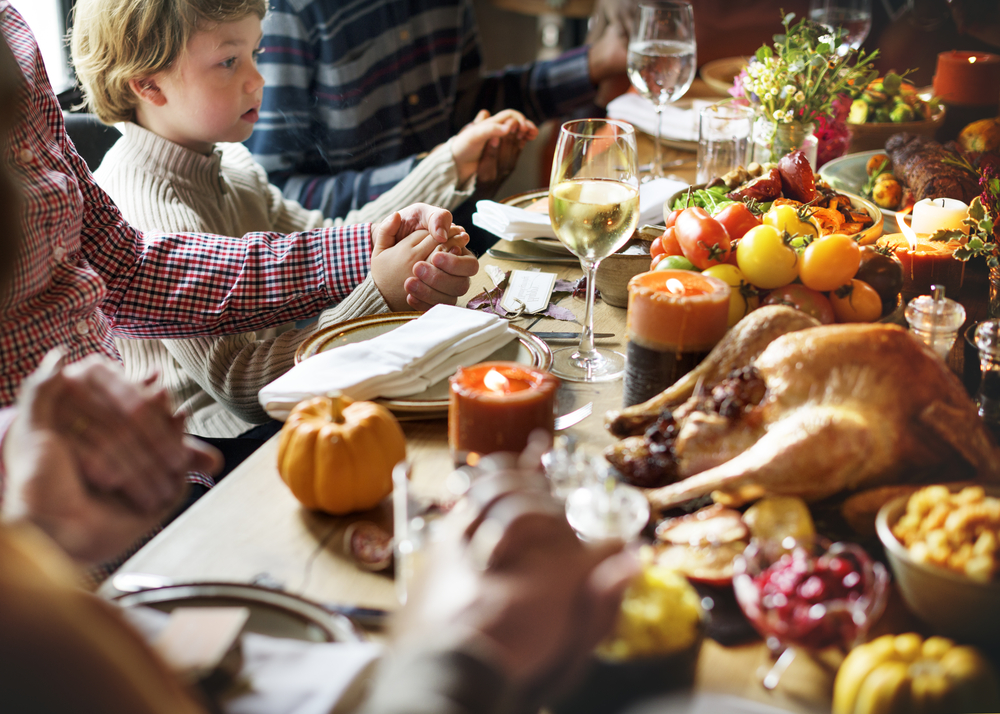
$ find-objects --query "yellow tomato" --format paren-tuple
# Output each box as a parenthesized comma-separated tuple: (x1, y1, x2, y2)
(798, 233, 861, 292)
(736, 225, 799, 290)
(763, 204, 818, 239)
(702, 264, 760, 326)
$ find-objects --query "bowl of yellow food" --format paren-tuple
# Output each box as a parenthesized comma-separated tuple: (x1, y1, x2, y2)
(876, 484, 1000, 644)
(553, 563, 707, 714)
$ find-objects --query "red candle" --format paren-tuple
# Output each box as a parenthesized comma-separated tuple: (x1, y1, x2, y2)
(877, 234, 965, 302)
(933, 51, 1000, 106)
(623, 270, 730, 406)
(448, 361, 560, 465)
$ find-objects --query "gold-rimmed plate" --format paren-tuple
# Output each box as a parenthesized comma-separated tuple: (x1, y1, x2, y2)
(295, 313, 552, 414)
(700, 56, 749, 96)
(498, 189, 575, 255)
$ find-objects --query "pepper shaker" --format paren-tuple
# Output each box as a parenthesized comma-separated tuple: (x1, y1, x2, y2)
(904, 284, 966, 361)
(974, 320, 1000, 437)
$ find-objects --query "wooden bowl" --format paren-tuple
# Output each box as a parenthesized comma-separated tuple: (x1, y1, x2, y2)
(847, 105, 946, 153)
(595, 233, 655, 309)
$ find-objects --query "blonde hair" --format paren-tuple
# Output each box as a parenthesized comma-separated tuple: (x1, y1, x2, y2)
(70, 0, 267, 124)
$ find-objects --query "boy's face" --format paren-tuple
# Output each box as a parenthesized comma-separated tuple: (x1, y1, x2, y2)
(148, 14, 264, 154)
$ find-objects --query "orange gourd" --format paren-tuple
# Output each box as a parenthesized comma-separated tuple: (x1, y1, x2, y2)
(277, 395, 405, 515)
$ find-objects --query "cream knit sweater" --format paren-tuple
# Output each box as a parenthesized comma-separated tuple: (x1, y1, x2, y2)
(96, 122, 474, 437)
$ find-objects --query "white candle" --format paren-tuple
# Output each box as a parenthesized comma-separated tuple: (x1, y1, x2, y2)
(910, 198, 969, 235)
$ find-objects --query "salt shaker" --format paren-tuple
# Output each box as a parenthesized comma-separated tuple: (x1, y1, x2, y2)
(974, 320, 1000, 436)
(904, 284, 966, 360)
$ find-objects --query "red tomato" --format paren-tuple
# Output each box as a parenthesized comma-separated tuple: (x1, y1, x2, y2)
(673, 207, 732, 270)
(651, 253, 665, 269)
(830, 279, 882, 322)
(714, 203, 761, 242)
(650, 236, 665, 259)
(798, 233, 861, 292)
(762, 284, 836, 324)
(664, 208, 684, 228)
(660, 227, 683, 256)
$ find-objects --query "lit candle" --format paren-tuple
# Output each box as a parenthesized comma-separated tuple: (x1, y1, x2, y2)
(878, 230, 965, 302)
(933, 51, 1000, 107)
(910, 198, 969, 235)
(623, 270, 730, 407)
(448, 361, 559, 465)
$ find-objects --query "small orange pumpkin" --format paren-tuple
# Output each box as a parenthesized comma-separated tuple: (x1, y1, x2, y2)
(277, 395, 405, 515)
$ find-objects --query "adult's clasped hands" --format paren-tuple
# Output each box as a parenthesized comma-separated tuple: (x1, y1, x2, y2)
(1, 348, 221, 564)
(388, 435, 640, 713)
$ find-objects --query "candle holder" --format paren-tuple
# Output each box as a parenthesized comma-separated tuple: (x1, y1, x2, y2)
(448, 361, 559, 466)
(933, 51, 1000, 139)
(623, 270, 730, 407)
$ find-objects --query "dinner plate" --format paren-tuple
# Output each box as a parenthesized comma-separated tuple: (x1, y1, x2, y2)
(819, 150, 899, 230)
(499, 189, 575, 255)
(699, 56, 748, 96)
(295, 313, 552, 413)
(115, 582, 364, 643)
(606, 95, 702, 151)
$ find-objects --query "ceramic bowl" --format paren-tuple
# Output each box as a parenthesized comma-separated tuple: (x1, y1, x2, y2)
(595, 235, 654, 309)
(876, 488, 1000, 644)
(846, 106, 946, 153)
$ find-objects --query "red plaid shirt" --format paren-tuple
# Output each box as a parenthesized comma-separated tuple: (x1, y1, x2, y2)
(0, 4, 373, 408)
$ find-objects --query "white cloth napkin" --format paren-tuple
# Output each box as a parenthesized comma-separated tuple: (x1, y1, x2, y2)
(259, 304, 516, 419)
(607, 93, 715, 142)
(472, 178, 688, 241)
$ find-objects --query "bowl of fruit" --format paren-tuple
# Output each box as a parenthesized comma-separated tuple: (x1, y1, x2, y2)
(733, 537, 889, 688)
(553, 563, 707, 714)
(846, 74, 945, 153)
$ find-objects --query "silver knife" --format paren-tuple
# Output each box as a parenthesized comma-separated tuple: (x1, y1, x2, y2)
(486, 248, 579, 264)
(532, 331, 615, 341)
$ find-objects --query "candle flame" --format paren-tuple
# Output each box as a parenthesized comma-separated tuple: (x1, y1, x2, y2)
(483, 368, 510, 394)
(970, 57, 977, 64)
(898, 212, 918, 252)
(666, 278, 686, 295)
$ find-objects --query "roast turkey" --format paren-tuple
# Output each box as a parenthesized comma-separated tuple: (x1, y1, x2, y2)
(605, 311, 1000, 510)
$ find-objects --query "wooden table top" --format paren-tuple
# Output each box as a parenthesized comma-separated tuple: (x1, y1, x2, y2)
(100, 95, 991, 713)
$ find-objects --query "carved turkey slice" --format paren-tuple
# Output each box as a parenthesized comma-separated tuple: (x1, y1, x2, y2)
(607, 321, 1000, 511)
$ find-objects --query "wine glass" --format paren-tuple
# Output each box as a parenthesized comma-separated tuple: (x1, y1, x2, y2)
(809, 0, 872, 51)
(548, 119, 639, 382)
(627, 2, 696, 179)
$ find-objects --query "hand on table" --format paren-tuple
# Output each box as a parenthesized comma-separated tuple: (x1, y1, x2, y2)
(393, 435, 638, 710)
(452, 109, 538, 198)
(1, 349, 221, 563)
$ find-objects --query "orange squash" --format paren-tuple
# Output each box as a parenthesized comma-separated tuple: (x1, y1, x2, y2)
(277, 395, 405, 515)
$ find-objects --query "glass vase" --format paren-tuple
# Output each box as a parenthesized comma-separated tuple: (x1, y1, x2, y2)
(751, 117, 818, 168)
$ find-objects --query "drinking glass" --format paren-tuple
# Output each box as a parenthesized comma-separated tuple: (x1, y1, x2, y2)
(696, 101, 754, 185)
(627, 2, 696, 179)
(548, 119, 639, 382)
(808, 0, 872, 51)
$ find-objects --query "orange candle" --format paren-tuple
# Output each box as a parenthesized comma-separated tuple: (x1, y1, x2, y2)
(877, 234, 965, 302)
(933, 51, 1000, 107)
(448, 361, 560, 465)
(623, 270, 730, 406)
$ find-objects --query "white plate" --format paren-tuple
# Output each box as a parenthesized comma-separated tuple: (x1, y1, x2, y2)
(115, 582, 363, 643)
(606, 95, 705, 151)
(295, 313, 552, 414)
(819, 150, 900, 232)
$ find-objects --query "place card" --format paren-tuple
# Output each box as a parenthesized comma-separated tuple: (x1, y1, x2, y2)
(500, 269, 557, 314)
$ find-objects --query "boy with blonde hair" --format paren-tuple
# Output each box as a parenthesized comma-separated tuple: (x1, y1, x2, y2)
(70, 0, 530, 446)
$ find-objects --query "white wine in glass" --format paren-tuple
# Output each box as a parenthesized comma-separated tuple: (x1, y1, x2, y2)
(548, 119, 639, 382)
(627, 2, 696, 179)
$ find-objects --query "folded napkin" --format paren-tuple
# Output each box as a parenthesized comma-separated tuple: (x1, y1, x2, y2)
(259, 305, 515, 419)
(607, 93, 715, 142)
(472, 178, 688, 242)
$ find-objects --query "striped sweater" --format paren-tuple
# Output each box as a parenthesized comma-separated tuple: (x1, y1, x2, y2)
(246, 0, 597, 218)
(95, 122, 470, 437)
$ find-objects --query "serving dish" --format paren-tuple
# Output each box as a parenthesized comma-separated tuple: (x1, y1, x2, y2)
(876, 486, 1000, 644)
(295, 313, 551, 414)
(846, 103, 945, 153)
(114, 582, 364, 643)
(699, 56, 748, 97)
(819, 150, 900, 230)
(666, 185, 884, 245)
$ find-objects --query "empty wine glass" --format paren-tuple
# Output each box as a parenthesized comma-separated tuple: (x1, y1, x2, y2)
(809, 0, 872, 51)
(627, 2, 696, 179)
(548, 119, 639, 382)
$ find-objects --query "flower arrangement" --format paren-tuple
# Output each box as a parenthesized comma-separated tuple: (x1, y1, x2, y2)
(739, 13, 879, 127)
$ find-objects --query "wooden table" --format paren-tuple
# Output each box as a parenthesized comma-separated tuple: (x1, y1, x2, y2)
(100, 107, 988, 713)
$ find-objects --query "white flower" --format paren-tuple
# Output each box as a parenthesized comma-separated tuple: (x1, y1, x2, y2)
(769, 87, 779, 96)
(784, 84, 796, 94)
(794, 91, 805, 103)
